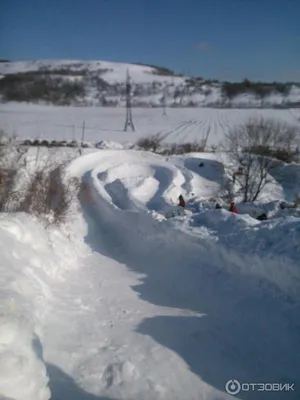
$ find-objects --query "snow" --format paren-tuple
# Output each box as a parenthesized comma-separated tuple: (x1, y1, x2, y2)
(1, 103, 300, 149)
(0, 141, 300, 398)
(0, 213, 84, 400)
(0, 60, 186, 86)
(1, 60, 300, 107)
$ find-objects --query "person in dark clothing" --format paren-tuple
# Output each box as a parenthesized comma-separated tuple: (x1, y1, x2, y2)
(178, 195, 186, 208)
(257, 213, 267, 221)
(229, 201, 238, 214)
(215, 203, 222, 209)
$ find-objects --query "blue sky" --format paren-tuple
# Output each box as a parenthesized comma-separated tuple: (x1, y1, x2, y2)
(0, 0, 299, 82)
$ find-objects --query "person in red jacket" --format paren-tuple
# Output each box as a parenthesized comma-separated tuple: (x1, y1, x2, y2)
(229, 201, 238, 214)
(178, 194, 186, 208)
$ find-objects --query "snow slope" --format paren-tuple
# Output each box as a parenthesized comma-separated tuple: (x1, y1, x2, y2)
(0, 59, 299, 107)
(1, 103, 300, 148)
(0, 60, 185, 86)
(1, 148, 299, 399)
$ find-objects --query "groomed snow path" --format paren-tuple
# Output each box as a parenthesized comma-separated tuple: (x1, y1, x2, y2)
(42, 150, 300, 400)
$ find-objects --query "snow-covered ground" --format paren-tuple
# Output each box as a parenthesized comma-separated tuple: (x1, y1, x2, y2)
(1, 145, 300, 400)
(1, 60, 300, 107)
(1, 103, 300, 148)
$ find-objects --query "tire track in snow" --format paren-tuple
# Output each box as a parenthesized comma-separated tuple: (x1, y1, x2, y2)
(172, 120, 197, 142)
(179, 119, 204, 143)
(156, 121, 192, 143)
(163, 120, 197, 142)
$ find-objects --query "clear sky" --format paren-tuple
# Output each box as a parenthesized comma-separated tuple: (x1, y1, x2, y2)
(0, 0, 299, 82)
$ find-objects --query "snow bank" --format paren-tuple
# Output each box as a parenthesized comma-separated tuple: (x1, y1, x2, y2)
(175, 208, 300, 300)
(95, 140, 124, 150)
(0, 213, 83, 400)
(69, 149, 300, 302)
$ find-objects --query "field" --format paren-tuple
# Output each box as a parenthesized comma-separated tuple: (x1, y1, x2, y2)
(1, 103, 300, 147)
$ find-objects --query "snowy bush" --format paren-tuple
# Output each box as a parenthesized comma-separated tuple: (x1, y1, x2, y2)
(136, 133, 163, 152)
(0, 145, 81, 227)
(222, 117, 300, 202)
(160, 141, 206, 155)
(136, 134, 205, 155)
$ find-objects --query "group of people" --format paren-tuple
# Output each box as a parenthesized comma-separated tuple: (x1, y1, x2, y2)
(177, 194, 272, 221)
(178, 195, 238, 214)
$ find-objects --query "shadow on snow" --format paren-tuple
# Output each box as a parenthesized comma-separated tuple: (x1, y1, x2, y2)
(47, 363, 116, 400)
(79, 170, 300, 400)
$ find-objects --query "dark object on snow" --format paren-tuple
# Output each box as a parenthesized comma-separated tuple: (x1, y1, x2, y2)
(178, 194, 186, 208)
(280, 201, 297, 210)
(280, 201, 286, 209)
(229, 201, 238, 214)
(257, 213, 267, 221)
(215, 203, 222, 209)
(198, 162, 204, 167)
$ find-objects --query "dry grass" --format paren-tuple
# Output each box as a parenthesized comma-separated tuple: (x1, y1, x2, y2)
(136, 134, 205, 155)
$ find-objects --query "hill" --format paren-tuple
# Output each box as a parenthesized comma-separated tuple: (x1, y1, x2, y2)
(0, 59, 299, 108)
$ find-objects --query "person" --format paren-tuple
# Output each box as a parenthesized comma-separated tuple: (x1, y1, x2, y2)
(229, 201, 238, 214)
(178, 195, 186, 208)
(215, 203, 222, 209)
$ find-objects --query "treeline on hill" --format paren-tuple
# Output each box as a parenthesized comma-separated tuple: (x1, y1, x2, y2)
(222, 79, 294, 99)
(0, 72, 86, 104)
(0, 69, 299, 106)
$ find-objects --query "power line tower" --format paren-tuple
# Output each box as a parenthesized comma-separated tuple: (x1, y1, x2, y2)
(162, 85, 167, 116)
(124, 69, 135, 132)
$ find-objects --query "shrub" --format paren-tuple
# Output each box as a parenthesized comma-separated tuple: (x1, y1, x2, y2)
(160, 141, 205, 155)
(0, 138, 27, 212)
(222, 117, 300, 202)
(22, 139, 32, 146)
(222, 80, 292, 100)
(136, 133, 163, 152)
(0, 143, 81, 227)
(16, 161, 81, 227)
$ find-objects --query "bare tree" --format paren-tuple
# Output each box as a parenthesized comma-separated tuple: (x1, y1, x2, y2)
(222, 117, 299, 203)
(136, 133, 164, 152)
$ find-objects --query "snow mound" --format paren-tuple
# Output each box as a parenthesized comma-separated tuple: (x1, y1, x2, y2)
(95, 140, 125, 150)
(68, 149, 300, 301)
(0, 213, 83, 400)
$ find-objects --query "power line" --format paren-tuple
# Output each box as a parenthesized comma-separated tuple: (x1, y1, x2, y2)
(124, 69, 135, 132)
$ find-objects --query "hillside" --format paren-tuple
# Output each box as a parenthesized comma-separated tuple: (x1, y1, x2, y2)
(0, 60, 299, 108)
